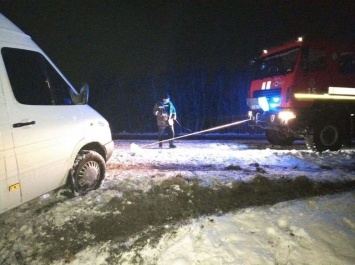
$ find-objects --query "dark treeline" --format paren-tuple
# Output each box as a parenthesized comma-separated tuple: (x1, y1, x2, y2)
(89, 67, 254, 134)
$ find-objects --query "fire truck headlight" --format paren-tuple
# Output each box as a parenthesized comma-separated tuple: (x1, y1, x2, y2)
(278, 111, 296, 123)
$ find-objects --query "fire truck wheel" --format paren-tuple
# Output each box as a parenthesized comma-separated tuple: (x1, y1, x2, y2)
(71, 150, 106, 195)
(265, 129, 294, 146)
(305, 121, 343, 152)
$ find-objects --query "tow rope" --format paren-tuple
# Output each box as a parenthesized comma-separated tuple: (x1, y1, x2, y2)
(130, 119, 250, 152)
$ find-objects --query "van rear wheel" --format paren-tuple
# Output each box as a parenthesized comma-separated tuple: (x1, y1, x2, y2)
(71, 150, 106, 195)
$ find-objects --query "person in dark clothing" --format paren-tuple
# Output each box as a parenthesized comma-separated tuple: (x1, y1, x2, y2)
(153, 93, 177, 148)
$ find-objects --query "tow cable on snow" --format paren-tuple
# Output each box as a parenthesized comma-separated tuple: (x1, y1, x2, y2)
(174, 119, 192, 133)
(130, 119, 250, 155)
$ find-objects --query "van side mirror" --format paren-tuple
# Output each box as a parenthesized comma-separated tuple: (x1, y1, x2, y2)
(72, 83, 89, 105)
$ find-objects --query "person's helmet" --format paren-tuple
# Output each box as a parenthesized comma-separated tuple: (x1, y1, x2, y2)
(162, 93, 170, 100)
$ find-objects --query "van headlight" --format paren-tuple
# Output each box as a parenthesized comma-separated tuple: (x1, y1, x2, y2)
(278, 110, 296, 123)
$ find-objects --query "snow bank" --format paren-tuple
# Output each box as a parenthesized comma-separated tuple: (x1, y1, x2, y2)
(119, 192, 355, 265)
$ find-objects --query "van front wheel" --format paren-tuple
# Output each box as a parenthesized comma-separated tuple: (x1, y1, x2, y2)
(71, 150, 106, 195)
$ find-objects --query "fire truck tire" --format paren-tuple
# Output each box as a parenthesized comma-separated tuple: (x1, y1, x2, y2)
(265, 129, 294, 146)
(305, 120, 343, 152)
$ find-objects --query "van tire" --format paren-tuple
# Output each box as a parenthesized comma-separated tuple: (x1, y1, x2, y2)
(71, 150, 106, 195)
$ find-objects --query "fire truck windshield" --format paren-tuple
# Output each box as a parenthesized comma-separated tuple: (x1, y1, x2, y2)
(254, 48, 300, 79)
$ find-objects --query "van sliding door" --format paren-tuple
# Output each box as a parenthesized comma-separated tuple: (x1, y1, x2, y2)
(0, 82, 21, 212)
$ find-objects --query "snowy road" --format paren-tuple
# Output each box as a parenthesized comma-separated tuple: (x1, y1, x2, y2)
(0, 139, 354, 264)
(108, 139, 355, 184)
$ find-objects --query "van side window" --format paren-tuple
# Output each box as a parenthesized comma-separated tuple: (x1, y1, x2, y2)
(1, 47, 73, 105)
(339, 53, 355, 74)
(306, 48, 327, 71)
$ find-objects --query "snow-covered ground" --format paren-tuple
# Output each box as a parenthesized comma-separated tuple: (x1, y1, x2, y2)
(1, 139, 354, 265)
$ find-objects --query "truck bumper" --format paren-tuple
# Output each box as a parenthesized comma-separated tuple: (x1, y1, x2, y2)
(248, 109, 305, 136)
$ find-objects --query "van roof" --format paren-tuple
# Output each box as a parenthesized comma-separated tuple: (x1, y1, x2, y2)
(0, 13, 36, 47)
(0, 13, 24, 34)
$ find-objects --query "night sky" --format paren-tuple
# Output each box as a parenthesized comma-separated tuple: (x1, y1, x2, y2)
(1, 1, 354, 83)
(1, 1, 354, 133)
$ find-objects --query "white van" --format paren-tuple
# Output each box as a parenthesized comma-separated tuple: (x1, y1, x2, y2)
(0, 13, 114, 214)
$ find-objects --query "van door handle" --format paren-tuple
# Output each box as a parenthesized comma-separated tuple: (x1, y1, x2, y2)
(13, 121, 36, 128)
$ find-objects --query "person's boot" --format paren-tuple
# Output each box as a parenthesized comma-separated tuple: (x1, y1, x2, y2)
(169, 142, 176, 148)
(159, 142, 162, 148)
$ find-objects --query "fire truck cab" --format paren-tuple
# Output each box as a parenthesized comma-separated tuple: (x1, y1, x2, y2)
(247, 37, 355, 152)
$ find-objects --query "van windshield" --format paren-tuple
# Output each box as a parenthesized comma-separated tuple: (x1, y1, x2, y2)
(1, 47, 86, 105)
(253, 48, 300, 79)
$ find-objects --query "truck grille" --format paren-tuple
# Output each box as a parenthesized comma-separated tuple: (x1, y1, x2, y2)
(253, 88, 281, 98)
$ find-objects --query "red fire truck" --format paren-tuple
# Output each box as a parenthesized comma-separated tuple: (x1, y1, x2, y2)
(247, 37, 355, 152)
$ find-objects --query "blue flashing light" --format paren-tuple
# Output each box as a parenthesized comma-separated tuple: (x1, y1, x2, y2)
(269, 97, 281, 110)
(271, 97, 280, 103)
(257, 97, 281, 112)
(258, 97, 269, 112)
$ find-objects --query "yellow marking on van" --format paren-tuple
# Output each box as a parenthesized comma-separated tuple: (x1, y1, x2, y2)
(9, 183, 20, 192)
